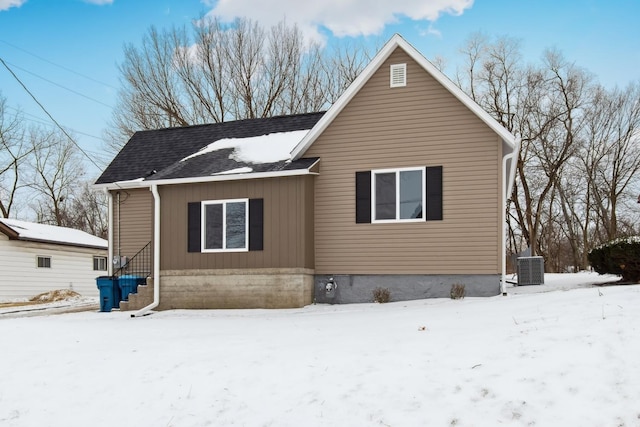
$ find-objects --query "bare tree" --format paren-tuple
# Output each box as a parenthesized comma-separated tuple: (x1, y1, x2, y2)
(57, 182, 108, 238)
(106, 17, 373, 153)
(456, 35, 605, 269)
(582, 82, 640, 243)
(28, 128, 85, 226)
(0, 94, 32, 218)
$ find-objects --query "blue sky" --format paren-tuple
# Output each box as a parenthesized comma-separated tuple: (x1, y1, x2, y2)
(1, 0, 638, 178)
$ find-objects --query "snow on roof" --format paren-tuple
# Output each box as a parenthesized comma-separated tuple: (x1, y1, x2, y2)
(182, 130, 309, 164)
(214, 167, 254, 175)
(0, 218, 107, 249)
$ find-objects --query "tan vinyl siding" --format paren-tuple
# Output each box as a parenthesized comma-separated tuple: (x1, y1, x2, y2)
(111, 188, 153, 259)
(305, 48, 502, 275)
(159, 175, 314, 270)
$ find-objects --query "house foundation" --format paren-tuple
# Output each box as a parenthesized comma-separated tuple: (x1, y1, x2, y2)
(156, 268, 314, 309)
(314, 274, 501, 304)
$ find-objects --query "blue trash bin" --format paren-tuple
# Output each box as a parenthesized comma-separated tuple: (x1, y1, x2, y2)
(96, 276, 118, 312)
(112, 277, 121, 307)
(119, 275, 141, 301)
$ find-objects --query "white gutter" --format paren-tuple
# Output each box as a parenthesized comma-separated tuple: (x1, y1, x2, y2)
(501, 137, 521, 295)
(105, 189, 113, 276)
(132, 184, 161, 317)
(92, 162, 319, 191)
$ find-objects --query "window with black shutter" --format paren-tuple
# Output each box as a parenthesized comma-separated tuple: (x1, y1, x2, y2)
(188, 198, 263, 253)
(356, 166, 442, 223)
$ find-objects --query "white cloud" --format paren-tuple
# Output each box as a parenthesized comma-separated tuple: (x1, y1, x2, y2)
(0, 0, 26, 12)
(82, 0, 113, 4)
(419, 23, 443, 38)
(206, 0, 473, 42)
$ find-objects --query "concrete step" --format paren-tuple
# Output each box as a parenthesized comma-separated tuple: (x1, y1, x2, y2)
(119, 278, 154, 311)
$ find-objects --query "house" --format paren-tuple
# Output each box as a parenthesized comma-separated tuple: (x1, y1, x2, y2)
(0, 218, 108, 300)
(94, 34, 519, 313)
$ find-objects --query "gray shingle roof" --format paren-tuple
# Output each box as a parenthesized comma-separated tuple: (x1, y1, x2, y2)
(95, 112, 324, 185)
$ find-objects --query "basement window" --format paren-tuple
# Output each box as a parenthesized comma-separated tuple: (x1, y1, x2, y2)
(37, 255, 51, 268)
(390, 63, 406, 87)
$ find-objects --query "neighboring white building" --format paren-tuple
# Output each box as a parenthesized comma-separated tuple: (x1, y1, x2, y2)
(0, 218, 108, 300)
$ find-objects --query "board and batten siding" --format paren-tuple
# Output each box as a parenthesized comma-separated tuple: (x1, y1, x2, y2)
(304, 47, 504, 275)
(159, 175, 314, 270)
(111, 188, 153, 260)
(0, 234, 106, 300)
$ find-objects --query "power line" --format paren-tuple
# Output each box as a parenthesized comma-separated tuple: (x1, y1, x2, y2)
(0, 57, 104, 172)
(3, 60, 114, 109)
(0, 39, 119, 90)
(6, 105, 110, 143)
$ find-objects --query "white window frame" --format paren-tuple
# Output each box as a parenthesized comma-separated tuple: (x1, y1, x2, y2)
(390, 63, 407, 88)
(371, 167, 425, 223)
(37, 255, 51, 268)
(93, 256, 108, 271)
(201, 198, 249, 253)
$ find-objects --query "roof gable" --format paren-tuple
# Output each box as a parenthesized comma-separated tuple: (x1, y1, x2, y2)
(290, 34, 517, 160)
(0, 218, 107, 249)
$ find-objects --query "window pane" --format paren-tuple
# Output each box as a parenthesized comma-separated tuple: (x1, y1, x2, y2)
(400, 170, 423, 219)
(205, 204, 223, 249)
(375, 172, 396, 220)
(226, 201, 246, 249)
(93, 257, 107, 271)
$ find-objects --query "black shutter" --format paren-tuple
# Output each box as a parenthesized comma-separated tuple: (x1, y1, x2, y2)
(355, 171, 371, 223)
(249, 198, 264, 251)
(187, 202, 201, 252)
(426, 166, 443, 221)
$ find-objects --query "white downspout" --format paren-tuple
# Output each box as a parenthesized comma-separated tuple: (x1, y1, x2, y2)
(132, 184, 161, 317)
(104, 189, 114, 277)
(501, 137, 521, 295)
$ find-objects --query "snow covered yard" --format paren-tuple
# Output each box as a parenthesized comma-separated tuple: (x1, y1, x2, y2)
(1, 273, 639, 426)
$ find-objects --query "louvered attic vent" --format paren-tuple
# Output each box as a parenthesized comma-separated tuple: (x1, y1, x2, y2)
(390, 63, 406, 87)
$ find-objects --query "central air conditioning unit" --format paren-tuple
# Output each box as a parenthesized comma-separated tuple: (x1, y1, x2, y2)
(517, 256, 545, 286)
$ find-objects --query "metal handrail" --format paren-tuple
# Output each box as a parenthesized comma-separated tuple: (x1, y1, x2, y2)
(114, 241, 152, 279)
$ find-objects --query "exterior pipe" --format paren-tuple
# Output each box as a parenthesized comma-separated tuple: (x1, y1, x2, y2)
(501, 137, 521, 295)
(133, 184, 161, 317)
(104, 189, 113, 277)
(116, 191, 121, 261)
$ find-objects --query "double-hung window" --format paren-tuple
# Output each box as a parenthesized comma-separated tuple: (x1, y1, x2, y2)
(202, 198, 248, 252)
(372, 168, 425, 222)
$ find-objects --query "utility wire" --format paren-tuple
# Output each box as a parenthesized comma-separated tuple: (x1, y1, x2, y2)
(0, 39, 119, 90)
(3, 60, 113, 109)
(6, 105, 111, 143)
(0, 56, 104, 172)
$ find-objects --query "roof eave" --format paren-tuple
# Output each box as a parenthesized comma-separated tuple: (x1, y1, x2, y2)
(14, 236, 108, 250)
(0, 222, 19, 239)
(93, 159, 320, 190)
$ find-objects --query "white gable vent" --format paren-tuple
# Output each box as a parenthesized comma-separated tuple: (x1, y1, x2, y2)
(390, 63, 406, 87)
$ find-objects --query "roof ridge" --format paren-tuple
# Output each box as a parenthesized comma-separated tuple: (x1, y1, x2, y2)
(140, 111, 326, 134)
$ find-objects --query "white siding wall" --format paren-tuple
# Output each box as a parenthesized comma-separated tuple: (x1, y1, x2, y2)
(0, 234, 107, 300)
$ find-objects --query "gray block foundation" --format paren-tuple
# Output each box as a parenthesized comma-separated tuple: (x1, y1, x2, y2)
(314, 274, 501, 304)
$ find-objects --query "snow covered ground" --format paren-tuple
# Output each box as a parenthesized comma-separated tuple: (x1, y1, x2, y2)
(1, 272, 638, 426)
